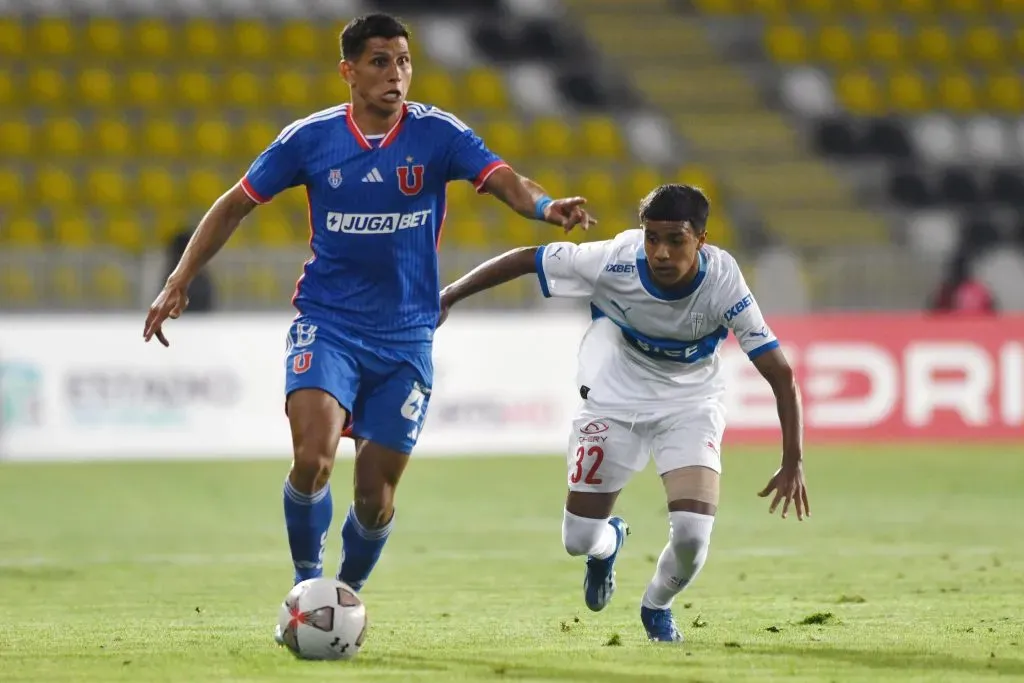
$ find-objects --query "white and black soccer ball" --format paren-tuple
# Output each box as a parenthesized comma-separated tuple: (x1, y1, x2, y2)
(277, 578, 368, 661)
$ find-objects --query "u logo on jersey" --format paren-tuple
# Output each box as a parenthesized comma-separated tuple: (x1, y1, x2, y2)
(396, 164, 425, 196)
(327, 169, 343, 189)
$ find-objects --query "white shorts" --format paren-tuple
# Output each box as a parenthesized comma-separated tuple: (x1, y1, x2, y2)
(566, 402, 726, 494)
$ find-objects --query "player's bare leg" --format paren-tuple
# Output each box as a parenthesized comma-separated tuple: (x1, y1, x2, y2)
(564, 491, 630, 612)
(336, 438, 410, 592)
(640, 465, 719, 643)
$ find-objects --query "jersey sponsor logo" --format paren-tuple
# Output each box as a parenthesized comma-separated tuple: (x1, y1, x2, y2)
(580, 420, 609, 434)
(724, 294, 753, 321)
(325, 210, 433, 234)
(327, 168, 343, 189)
(604, 263, 636, 274)
(396, 162, 425, 196)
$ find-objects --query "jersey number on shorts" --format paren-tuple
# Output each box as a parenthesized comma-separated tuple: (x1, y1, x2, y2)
(570, 446, 604, 485)
(400, 385, 428, 442)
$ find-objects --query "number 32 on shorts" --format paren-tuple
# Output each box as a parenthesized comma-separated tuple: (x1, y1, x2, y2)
(570, 445, 604, 485)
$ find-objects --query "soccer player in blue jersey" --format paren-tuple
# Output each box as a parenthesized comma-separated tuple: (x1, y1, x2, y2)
(143, 12, 595, 617)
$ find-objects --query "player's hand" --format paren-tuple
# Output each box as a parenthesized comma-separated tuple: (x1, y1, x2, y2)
(758, 462, 810, 521)
(143, 280, 189, 347)
(544, 197, 596, 234)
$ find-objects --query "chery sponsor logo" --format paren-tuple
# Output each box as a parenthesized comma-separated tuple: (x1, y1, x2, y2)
(722, 315, 1024, 441)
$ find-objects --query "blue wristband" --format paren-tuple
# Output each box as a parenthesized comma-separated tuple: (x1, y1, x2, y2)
(534, 195, 553, 220)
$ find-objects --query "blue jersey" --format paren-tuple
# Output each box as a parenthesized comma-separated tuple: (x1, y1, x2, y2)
(241, 101, 507, 345)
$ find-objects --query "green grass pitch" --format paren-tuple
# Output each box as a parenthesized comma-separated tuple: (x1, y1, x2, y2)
(1, 445, 1023, 682)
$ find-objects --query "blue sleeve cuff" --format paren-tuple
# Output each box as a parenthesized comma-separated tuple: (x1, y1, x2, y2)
(535, 245, 551, 298)
(747, 339, 780, 360)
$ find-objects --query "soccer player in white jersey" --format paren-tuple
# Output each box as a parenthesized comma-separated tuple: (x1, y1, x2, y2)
(438, 184, 809, 642)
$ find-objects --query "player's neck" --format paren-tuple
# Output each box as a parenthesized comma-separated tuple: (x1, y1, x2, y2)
(349, 99, 404, 136)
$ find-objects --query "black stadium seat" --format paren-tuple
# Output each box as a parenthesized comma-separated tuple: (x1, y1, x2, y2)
(863, 118, 912, 159)
(990, 169, 1024, 208)
(814, 118, 860, 157)
(940, 167, 984, 206)
(888, 170, 932, 208)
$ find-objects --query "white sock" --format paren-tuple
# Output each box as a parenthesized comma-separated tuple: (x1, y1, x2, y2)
(641, 510, 714, 610)
(561, 509, 618, 560)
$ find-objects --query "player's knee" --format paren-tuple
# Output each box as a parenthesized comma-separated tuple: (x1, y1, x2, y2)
(353, 484, 394, 529)
(562, 510, 606, 557)
(290, 448, 334, 494)
(667, 510, 714, 570)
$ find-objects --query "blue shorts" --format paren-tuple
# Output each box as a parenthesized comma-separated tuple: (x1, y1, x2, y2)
(284, 316, 433, 454)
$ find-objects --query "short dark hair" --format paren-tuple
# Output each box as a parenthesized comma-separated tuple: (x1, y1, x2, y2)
(340, 13, 410, 61)
(638, 184, 710, 234)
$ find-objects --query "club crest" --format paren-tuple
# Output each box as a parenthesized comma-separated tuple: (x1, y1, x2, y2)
(328, 169, 343, 189)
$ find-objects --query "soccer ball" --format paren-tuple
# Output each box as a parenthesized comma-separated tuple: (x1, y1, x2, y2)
(276, 578, 368, 661)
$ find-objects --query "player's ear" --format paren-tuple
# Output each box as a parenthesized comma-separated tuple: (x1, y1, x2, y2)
(339, 60, 355, 86)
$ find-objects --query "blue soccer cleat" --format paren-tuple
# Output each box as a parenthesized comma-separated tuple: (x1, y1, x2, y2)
(583, 517, 630, 612)
(641, 605, 684, 643)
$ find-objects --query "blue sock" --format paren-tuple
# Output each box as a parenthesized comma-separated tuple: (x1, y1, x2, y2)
(337, 504, 394, 592)
(283, 479, 333, 585)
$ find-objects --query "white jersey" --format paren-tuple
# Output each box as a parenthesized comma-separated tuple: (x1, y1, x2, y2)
(536, 229, 778, 414)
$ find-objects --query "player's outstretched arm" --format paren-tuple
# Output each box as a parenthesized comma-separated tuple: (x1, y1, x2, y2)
(143, 184, 257, 347)
(752, 348, 810, 521)
(482, 168, 596, 234)
(438, 246, 539, 326)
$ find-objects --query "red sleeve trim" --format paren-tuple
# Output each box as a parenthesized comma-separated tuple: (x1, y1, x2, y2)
(240, 176, 271, 204)
(472, 160, 511, 194)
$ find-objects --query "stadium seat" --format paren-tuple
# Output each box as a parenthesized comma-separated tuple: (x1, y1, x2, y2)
(441, 215, 489, 249)
(529, 118, 574, 159)
(864, 24, 904, 63)
(34, 165, 78, 207)
(837, 70, 883, 115)
(240, 119, 281, 158)
(83, 18, 124, 57)
(225, 69, 264, 108)
(938, 71, 979, 113)
(627, 167, 662, 207)
(961, 25, 1004, 64)
(41, 116, 86, 157)
(87, 166, 130, 208)
(814, 118, 861, 157)
(176, 69, 217, 108)
(141, 117, 185, 158)
(898, 0, 938, 13)
(253, 207, 297, 246)
(946, 0, 986, 13)
(185, 167, 230, 207)
(0, 167, 24, 208)
(0, 119, 32, 158)
(0, 68, 16, 107)
(93, 118, 134, 158)
(133, 19, 174, 60)
(764, 24, 809, 64)
(77, 66, 117, 108)
(477, 120, 526, 163)
(888, 69, 932, 112)
(27, 66, 66, 107)
(126, 69, 167, 108)
(889, 170, 933, 207)
(191, 116, 235, 160)
(3, 212, 44, 246)
(53, 213, 94, 247)
(987, 71, 1024, 113)
(991, 170, 1024, 207)
(51, 264, 84, 304)
(675, 165, 719, 206)
(102, 209, 144, 252)
(914, 25, 955, 64)
(281, 20, 321, 61)
(864, 118, 913, 158)
(246, 266, 284, 305)
(0, 264, 37, 306)
(33, 17, 76, 58)
(182, 19, 223, 60)
(462, 67, 509, 112)
(940, 167, 983, 205)
(137, 165, 181, 208)
(528, 168, 569, 202)
(0, 17, 25, 57)
(817, 25, 859, 64)
(233, 20, 275, 61)
(578, 169, 619, 216)
(91, 263, 132, 305)
(579, 117, 625, 160)
(274, 69, 314, 110)
(416, 70, 458, 111)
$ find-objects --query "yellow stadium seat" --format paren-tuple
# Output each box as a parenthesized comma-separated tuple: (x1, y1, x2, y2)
(627, 168, 662, 208)
(0, 264, 37, 305)
(133, 19, 173, 59)
(444, 214, 490, 249)
(817, 25, 858, 64)
(182, 19, 222, 59)
(795, 0, 837, 15)
(0, 167, 24, 207)
(84, 18, 124, 57)
(0, 68, 16, 107)
(153, 209, 191, 246)
(851, 0, 886, 12)
(255, 207, 297, 246)
(91, 264, 132, 305)
(281, 21, 321, 61)
(503, 212, 539, 247)
(944, 0, 985, 12)
(915, 25, 955, 63)
(87, 166, 129, 208)
(0, 119, 33, 158)
(93, 118, 133, 157)
(417, 71, 458, 111)
(224, 69, 263, 108)
(692, 0, 735, 12)
(35, 165, 77, 206)
(192, 116, 234, 160)
(33, 17, 75, 57)
(141, 117, 184, 158)
(579, 117, 624, 160)
(836, 70, 883, 114)
(41, 116, 85, 157)
(138, 166, 180, 208)
(477, 120, 526, 163)
(0, 17, 25, 57)
(233, 20, 274, 61)
(462, 67, 508, 111)
(889, 69, 932, 112)
(961, 25, 1004, 64)
(101, 210, 143, 252)
(126, 70, 167, 108)
(3, 212, 44, 246)
(749, 0, 788, 14)
(53, 213, 93, 247)
(898, 0, 938, 12)
(27, 66, 66, 107)
(318, 72, 347, 109)
(77, 67, 118, 108)
(530, 168, 569, 200)
(578, 169, 619, 216)
(997, 0, 1024, 10)
(764, 24, 809, 64)
(864, 24, 904, 63)
(274, 69, 313, 110)
(239, 119, 280, 158)
(676, 166, 719, 205)
(1014, 27, 1024, 58)
(52, 264, 84, 303)
(938, 71, 978, 113)
(186, 167, 229, 207)
(708, 213, 736, 249)
(176, 69, 217, 108)
(530, 118, 574, 159)
(987, 71, 1024, 113)
(246, 266, 282, 305)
